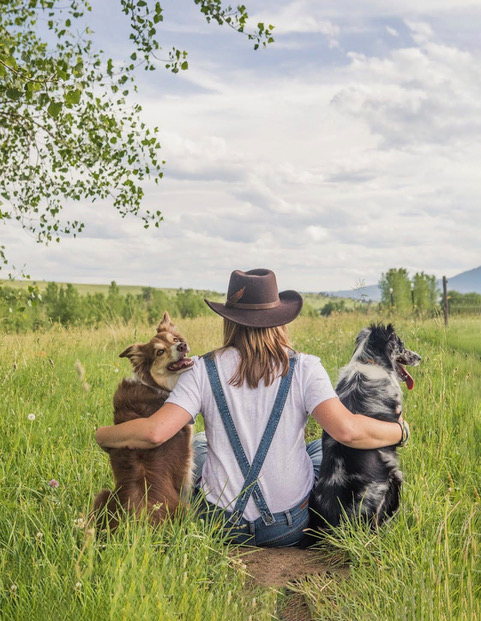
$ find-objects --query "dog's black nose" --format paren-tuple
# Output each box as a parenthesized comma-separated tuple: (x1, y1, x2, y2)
(177, 341, 188, 354)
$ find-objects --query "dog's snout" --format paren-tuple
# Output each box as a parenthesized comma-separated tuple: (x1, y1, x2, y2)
(408, 351, 422, 365)
(177, 341, 188, 354)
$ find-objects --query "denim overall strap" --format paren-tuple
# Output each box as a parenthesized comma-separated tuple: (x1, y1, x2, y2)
(230, 356, 297, 525)
(203, 353, 297, 526)
(203, 353, 270, 522)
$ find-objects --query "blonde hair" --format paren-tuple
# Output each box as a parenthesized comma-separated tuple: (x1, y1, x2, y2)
(221, 319, 293, 388)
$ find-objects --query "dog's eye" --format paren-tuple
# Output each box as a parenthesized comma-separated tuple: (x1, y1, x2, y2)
(156, 349, 165, 356)
(173, 338, 179, 343)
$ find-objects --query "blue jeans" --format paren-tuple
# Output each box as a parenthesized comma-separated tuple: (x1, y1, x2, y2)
(192, 432, 323, 547)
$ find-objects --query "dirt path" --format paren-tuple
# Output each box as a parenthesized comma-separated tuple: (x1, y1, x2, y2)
(232, 547, 348, 620)
(237, 547, 347, 588)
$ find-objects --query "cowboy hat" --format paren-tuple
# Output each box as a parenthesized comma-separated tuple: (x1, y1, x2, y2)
(204, 269, 303, 328)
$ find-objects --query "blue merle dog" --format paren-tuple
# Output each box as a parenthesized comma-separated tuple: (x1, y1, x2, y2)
(308, 324, 420, 535)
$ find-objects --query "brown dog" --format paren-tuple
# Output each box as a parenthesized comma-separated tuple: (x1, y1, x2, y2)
(93, 312, 194, 531)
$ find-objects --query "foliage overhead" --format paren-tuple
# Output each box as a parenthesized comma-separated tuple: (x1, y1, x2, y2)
(0, 0, 274, 269)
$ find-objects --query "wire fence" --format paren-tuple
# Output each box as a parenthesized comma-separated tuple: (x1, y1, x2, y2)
(449, 305, 481, 315)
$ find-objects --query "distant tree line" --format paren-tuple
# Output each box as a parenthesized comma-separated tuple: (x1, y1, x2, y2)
(2, 273, 479, 332)
(0, 280, 323, 332)
(0, 281, 216, 332)
(319, 268, 480, 317)
(447, 290, 481, 314)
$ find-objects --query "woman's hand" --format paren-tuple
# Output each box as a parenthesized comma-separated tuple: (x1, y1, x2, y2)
(396, 418, 410, 447)
(95, 403, 193, 450)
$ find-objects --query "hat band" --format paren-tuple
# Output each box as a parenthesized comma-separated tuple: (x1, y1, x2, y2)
(225, 299, 281, 310)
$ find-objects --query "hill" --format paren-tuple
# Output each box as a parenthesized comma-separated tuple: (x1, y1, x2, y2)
(325, 283, 382, 302)
(446, 265, 481, 294)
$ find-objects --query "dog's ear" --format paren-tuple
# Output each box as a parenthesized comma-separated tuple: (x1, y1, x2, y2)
(157, 311, 174, 333)
(367, 324, 392, 353)
(119, 344, 142, 360)
(355, 327, 371, 348)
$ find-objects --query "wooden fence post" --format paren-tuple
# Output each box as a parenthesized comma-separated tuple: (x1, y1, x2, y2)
(442, 276, 449, 327)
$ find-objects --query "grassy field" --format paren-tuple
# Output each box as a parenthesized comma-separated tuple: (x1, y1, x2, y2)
(1, 314, 480, 619)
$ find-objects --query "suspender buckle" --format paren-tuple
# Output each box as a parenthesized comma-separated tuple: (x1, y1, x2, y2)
(228, 511, 242, 526)
(261, 512, 276, 526)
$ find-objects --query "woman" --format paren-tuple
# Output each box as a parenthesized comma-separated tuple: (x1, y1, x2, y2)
(96, 268, 407, 547)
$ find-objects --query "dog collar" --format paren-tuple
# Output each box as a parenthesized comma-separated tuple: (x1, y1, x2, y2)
(152, 386, 171, 400)
(144, 383, 170, 399)
(130, 375, 171, 398)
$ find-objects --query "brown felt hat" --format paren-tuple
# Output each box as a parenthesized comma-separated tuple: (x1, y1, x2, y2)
(204, 269, 303, 328)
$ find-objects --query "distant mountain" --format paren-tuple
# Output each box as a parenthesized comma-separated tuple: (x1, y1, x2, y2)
(445, 265, 481, 294)
(326, 284, 382, 302)
(326, 266, 481, 301)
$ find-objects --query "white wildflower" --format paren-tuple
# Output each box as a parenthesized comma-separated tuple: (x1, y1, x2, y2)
(27, 413, 36, 421)
(74, 517, 86, 529)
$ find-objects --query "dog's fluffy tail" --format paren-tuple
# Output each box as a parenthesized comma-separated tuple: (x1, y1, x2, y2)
(92, 488, 122, 533)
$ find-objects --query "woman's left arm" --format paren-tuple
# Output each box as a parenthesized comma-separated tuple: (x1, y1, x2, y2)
(312, 398, 404, 449)
(95, 403, 193, 450)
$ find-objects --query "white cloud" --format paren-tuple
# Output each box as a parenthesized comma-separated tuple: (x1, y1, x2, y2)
(406, 20, 434, 45)
(331, 35, 481, 148)
(251, 1, 340, 47)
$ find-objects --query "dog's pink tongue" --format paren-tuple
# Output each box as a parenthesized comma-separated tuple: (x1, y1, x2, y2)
(405, 369, 414, 390)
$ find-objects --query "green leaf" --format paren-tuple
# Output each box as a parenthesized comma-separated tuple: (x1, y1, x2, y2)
(64, 89, 82, 105)
(47, 101, 63, 118)
(181, 61, 188, 71)
(6, 88, 22, 101)
(38, 92, 50, 107)
(3, 56, 17, 70)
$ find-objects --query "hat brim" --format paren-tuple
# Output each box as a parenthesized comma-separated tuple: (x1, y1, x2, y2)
(204, 290, 303, 328)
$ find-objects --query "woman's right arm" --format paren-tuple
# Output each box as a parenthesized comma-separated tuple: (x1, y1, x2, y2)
(95, 403, 193, 450)
(312, 398, 404, 449)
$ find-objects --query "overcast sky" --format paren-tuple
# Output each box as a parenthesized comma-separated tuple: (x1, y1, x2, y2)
(3, 0, 481, 293)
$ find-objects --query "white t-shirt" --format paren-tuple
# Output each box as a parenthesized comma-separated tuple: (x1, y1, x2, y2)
(166, 347, 338, 521)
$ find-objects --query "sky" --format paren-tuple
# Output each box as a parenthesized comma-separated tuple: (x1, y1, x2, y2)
(3, 0, 481, 294)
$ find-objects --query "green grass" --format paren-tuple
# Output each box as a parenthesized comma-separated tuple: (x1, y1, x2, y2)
(1, 315, 480, 619)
